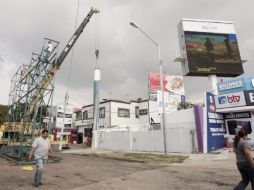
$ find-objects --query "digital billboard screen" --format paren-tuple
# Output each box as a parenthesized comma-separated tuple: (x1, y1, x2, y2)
(184, 31, 243, 76)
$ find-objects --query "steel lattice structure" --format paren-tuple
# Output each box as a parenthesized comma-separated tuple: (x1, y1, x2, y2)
(0, 7, 99, 162)
(1, 39, 59, 160)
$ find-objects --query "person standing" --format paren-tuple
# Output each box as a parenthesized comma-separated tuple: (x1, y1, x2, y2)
(224, 37, 233, 57)
(42, 41, 53, 62)
(233, 129, 254, 190)
(204, 38, 214, 54)
(28, 129, 53, 187)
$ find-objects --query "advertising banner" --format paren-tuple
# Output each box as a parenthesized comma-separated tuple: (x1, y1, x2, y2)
(244, 90, 254, 106)
(178, 19, 244, 77)
(215, 91, 246, 109)
(217, 77, 254, 95)
(218, 79, 244, 92)
(224, 112, 251, 120)
(156, 91, 183, 113)
(148, 72, 185, 96)
(206, 92, 226, 152)
(149, 73, 185, 114)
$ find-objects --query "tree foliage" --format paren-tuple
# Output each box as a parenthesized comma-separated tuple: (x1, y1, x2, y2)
(0, 104, 8, 125)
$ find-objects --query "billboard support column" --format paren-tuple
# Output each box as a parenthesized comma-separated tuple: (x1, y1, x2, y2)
(208, 75, 218, 95)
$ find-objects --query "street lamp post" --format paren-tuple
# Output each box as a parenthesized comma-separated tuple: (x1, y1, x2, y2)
(130, 21, 167, 154)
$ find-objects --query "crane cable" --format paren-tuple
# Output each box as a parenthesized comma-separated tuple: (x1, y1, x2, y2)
(94, 11, 100, 68)
(66, 0, 80, 97)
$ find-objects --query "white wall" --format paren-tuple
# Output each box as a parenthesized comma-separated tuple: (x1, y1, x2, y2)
(165, 108, 197, 153)
(53, 104, 73, 128)
(149, 100, 161, 123)
(132, 130, 164, 152)
(110, 101, 149, 127)
(98, 131, 130, 151)
(166, 108, 195, 124)
(137, 101, 150, 125)
(75, 101, 150, 129)
(98, 102, 111, 129)
(96, 108, 198, 154)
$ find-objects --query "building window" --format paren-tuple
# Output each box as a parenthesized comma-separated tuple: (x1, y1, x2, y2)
(139, 109, 148, 115)
(87, 110, 93, 119)
(135, 106, 139, 118)
(64, 124, 71, 128)
(99, 107, 105, 118)
(118, 108, 130, 118)
(83, 111, 88, 120)
(57, 112, 72, 118)
(75, 111, 82, 120)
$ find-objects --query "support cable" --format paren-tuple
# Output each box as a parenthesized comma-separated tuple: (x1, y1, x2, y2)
(94, 12, 100, 67)
(66, 0, 80, 94)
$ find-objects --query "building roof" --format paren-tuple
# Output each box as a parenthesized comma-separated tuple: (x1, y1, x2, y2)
(73, 108, 82, 113)
(82, 99, 149, 108)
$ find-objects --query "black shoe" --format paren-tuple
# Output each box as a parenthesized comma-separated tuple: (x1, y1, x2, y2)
(34, 183, 39, 187)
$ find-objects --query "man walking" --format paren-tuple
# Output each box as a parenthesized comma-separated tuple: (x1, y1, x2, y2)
(28, 129, 53, 187)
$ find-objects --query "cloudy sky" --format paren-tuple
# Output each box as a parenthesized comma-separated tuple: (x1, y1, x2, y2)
(0, 0, 253, 107)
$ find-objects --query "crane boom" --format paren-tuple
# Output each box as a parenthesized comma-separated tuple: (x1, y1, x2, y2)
(56, 7, 99, 66)
(23, 7, 99, 118)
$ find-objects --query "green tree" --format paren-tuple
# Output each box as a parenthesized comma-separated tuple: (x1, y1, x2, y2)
(0, 104, 8, 125)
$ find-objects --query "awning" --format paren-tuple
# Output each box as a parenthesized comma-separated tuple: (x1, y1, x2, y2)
(216, 106, 254, 113)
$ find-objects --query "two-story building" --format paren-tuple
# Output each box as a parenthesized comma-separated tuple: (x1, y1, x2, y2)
(49, 103, 77, 143)
(74, 99, 153, 144)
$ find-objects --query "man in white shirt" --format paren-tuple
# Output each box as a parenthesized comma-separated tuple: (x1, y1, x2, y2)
(42, 41, 53, 62)
(28, 129, 53, 187)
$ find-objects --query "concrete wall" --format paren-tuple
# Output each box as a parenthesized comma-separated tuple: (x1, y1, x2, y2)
(97, 131, 130, 151)
(136, 101, 150, 125)
(165, 108, 197, 153)
(96, 108, 198, 153)
(132, 130, 164, 152)
(149, 100, 161, 123)
(110, 101, 149, 127)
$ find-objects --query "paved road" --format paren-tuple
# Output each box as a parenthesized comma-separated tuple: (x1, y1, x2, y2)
(0, 151, 252, 190)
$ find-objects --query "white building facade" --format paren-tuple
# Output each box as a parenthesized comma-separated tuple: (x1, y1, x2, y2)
(74, 99, 154, 144)
(51, 103, 74, 129)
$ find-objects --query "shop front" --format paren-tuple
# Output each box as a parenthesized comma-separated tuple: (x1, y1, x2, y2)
(215, 77, 254, 144)
(224, 112, 253, 143)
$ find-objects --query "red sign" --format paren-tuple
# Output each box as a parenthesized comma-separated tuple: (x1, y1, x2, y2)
(148, 72, 184, 95)
(227, 95, 240, 103)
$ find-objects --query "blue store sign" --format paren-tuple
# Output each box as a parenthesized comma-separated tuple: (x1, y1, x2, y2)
(217, 77, 254, 95)
(206, 92, 226, 152)
(244, 90, 254, 106)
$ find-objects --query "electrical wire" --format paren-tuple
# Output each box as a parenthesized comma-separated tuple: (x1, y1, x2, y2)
(66, 0, 80, 94)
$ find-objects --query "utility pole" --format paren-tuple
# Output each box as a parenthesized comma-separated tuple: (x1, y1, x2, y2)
(59, 92, 68, 150)
(130, 21, 167, 154)
(92, 49, 100, 148)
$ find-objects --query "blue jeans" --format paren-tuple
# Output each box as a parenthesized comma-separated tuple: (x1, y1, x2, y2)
(41, 50, 50, 62)
(34, 155, 47, 185)
(234, 162, 254, 190)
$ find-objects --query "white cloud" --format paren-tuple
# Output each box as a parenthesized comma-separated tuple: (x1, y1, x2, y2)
(0, 0, 253, 106)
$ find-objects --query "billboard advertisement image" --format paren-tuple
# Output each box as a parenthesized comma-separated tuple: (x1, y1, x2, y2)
(184, 32, 243, 76)
(148, 72, 185, 98)
(178, 19, 244, 77)
(149, 72, 185, 114)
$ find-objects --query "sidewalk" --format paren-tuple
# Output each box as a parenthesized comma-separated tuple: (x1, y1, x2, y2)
(61, 147, 234, 163)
